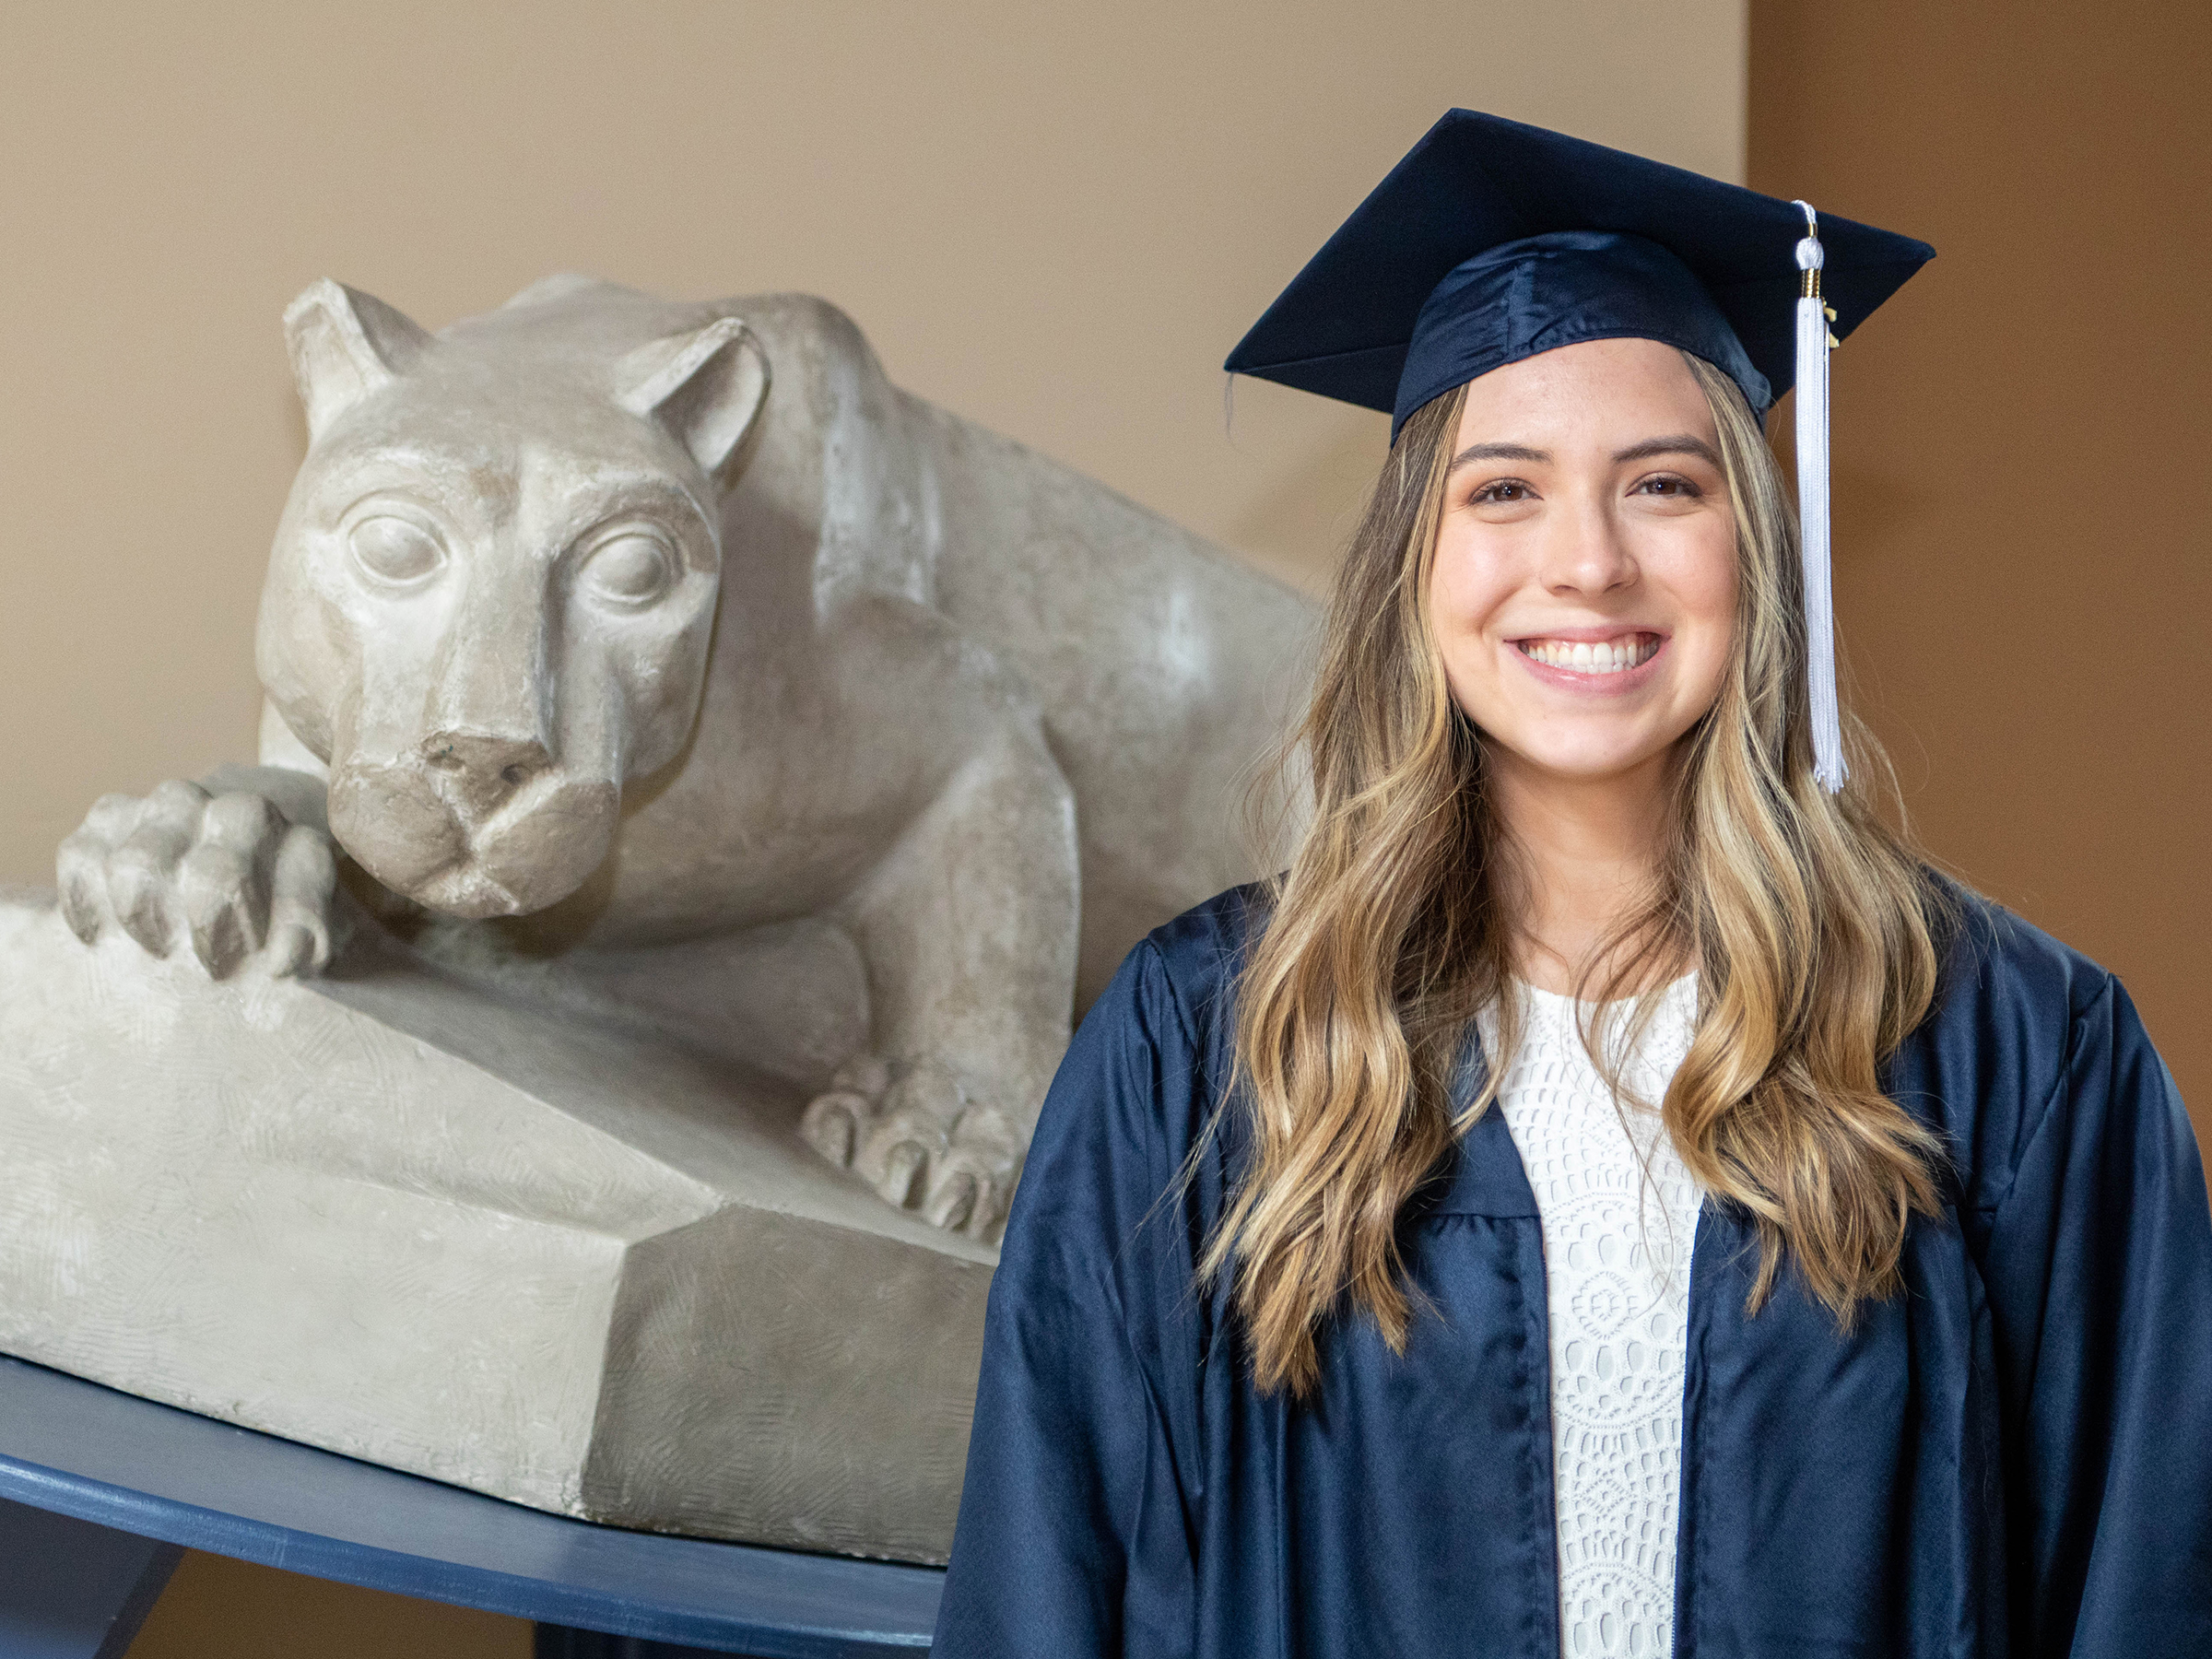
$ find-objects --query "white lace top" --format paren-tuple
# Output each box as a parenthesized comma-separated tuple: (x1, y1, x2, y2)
(1485, 974, 1703, 1659)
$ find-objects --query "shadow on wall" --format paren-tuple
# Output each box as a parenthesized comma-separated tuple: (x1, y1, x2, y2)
(129, 1552, 530, 1658)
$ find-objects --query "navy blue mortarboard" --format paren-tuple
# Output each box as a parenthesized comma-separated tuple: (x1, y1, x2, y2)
(1225, 109, 1932, 441)
(1225, 109, 1935, 793)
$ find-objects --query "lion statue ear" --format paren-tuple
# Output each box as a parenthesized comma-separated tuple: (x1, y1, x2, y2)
(617, 317, 771, 493)
(283, 280, 433, 439)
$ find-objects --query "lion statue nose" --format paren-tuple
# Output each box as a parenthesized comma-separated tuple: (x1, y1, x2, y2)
(421, 730, 553, 814)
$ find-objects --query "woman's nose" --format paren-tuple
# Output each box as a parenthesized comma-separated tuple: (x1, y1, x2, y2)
(1538, 497, 1639, 596)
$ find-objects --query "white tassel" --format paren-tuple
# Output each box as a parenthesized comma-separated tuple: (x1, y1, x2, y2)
(1792, 200, 1847, 793)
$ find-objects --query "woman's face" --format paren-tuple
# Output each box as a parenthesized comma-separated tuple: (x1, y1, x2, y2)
(1428, 337, 1739, 789)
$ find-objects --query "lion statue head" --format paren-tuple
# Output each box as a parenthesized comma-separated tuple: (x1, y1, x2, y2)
(256, 276, 769, 918)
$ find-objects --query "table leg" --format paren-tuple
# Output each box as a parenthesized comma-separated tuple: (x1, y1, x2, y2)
(0, 1496, 182, 1659)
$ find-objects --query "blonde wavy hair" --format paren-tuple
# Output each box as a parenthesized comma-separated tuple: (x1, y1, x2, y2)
(1209, 352, 1952, 1398)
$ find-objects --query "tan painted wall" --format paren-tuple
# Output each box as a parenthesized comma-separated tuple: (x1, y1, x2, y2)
(1747, 0, 2209, 1139)
(0, 5, 1746, 1653)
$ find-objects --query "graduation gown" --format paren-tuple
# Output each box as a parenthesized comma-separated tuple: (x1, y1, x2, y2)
(932, 884, 2212, 1657)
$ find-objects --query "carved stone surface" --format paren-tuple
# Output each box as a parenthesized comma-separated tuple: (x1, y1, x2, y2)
(10, 276, 1312, 1556)
(0, 890, 989, 1560)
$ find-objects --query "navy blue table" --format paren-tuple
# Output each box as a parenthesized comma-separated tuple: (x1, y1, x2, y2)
(0, 1354, 942, 1658)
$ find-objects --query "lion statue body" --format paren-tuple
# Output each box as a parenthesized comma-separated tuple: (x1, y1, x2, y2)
(61, 275, 1315, 1239)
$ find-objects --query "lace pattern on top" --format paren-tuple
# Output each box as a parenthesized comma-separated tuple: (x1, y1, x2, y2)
(1484, 975, 1703, 1659)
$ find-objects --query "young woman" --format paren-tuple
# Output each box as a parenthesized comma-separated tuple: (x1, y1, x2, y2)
(933, 113, 2212, 1657)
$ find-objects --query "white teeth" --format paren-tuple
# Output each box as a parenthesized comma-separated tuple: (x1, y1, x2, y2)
(1521, 635, 1656, 674)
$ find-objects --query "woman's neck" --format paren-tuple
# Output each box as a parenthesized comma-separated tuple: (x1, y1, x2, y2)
(1488, 745, 1675, 996)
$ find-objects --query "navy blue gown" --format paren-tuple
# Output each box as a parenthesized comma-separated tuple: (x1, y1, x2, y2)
(932, 884, 2212, 1657)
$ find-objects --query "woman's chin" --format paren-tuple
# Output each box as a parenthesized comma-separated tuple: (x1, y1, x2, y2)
(1483, 731, 1680, 787)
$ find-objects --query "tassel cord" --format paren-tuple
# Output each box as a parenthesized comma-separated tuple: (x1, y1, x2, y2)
(1792, 201, 1848, 793)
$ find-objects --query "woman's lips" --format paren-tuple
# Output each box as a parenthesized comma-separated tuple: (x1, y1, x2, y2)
(1508, 629, 1668, 695)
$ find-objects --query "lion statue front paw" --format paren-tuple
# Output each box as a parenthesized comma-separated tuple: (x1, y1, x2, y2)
(56, 779, 340, 980)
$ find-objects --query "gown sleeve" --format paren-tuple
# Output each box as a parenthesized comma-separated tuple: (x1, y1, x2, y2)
(931, 940, 1208, 1659)
(1976, 973, 2212, 1653)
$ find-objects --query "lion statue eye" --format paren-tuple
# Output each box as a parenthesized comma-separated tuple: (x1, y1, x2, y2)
(581, 531, 677, 607)
(347, 514, 446, 587)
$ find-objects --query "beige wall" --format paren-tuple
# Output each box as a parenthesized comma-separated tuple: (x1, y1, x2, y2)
(0, 5, 1746, 1653)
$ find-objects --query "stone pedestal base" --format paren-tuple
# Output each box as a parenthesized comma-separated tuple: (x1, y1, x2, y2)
(0, 889, 993, 1563)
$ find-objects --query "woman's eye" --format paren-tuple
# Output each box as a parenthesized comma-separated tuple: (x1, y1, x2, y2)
(1635, 475, 1701, 499)
(1473, 480, 1533, 504)
(347, 514, 446, 586)
(580, 531, 676, 607)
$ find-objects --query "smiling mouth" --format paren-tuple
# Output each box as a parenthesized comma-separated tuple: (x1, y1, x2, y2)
(1514, 632, 1664, 675)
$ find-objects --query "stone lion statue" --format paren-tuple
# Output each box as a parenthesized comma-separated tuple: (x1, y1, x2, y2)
(57, 275, 1313, 1241)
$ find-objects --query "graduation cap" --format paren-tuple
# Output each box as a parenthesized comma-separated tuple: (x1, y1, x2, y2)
(1225, 110, 1935, 792)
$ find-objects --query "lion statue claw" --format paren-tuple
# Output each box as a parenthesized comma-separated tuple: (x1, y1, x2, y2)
(801, 1053, 1024, 1236)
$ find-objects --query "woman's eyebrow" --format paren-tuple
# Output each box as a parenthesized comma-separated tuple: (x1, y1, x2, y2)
(1448, 441, 1550, 473)
(1612, 434, 1722, 466)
